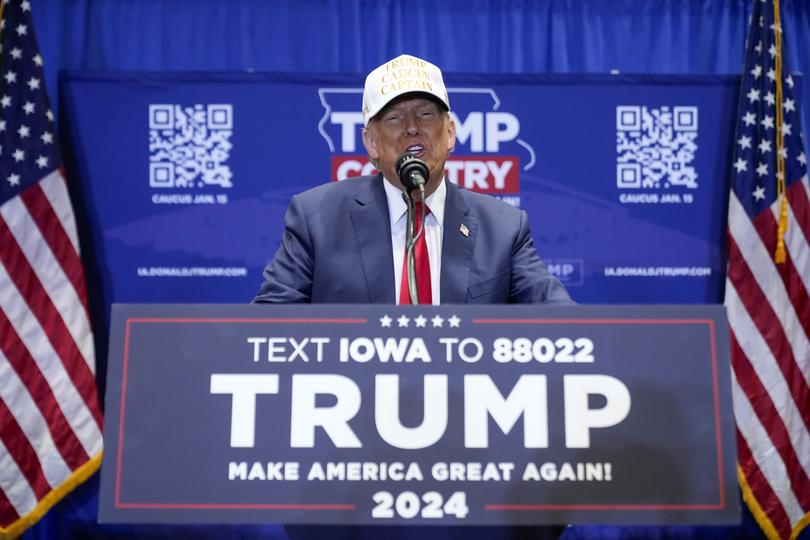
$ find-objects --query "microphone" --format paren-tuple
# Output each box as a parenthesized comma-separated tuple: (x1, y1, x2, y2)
(396, 152, 429, 303)
(396, 152, 429, 193)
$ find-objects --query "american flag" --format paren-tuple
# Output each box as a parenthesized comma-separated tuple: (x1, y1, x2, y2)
(0, 1, 103, 537)
(725, 1, 810, 539)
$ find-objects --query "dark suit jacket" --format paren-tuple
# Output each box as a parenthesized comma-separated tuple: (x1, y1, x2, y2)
(254, 174, 571, 305)
(256, 175, 568, 538)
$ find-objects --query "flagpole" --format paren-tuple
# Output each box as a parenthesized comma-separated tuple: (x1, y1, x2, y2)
(773, 0, 788, 263)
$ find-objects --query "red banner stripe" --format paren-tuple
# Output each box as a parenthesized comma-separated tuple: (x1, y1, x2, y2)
(0, 219, 102, 429)
(0, 308, 90, 470)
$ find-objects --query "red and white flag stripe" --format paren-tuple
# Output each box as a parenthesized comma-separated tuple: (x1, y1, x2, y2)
(0, 171, 103, 537)
(727, 176, 810, 539)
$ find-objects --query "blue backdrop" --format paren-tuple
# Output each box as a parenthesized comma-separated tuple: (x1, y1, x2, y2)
(60, 72, 739, 321)
(21, 1, 810, 539)
(32, 0, 810, 142)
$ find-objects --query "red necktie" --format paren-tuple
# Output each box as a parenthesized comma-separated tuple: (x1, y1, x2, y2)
(399, 202, 432, 304)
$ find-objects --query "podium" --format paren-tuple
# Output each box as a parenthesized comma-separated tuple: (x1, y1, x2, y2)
(99, 304, 739, 526)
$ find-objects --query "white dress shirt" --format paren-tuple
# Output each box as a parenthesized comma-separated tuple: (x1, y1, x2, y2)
(382, 177, 446, 305)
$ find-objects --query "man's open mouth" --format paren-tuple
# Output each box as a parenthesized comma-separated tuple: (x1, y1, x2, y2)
(405, 144, 425, 156)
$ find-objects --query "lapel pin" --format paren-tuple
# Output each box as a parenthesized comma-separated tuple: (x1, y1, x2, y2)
(459, 223, 470, 237)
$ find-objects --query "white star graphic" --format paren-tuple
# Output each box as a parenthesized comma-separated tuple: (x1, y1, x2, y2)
(9, 47, 21, 60)
(797, 152, 807, 166)
(758, 15, 764, 27)
(761, 115, 774, 130)
(766, 69, 776, 82)
(758, 140, 771, 153)
(4, 71, 16, 84)
(41, 131, 53, 144)
(397, 315, 410, 328)
(46, 110, 54, 122)
(778, 147, 787, 159)
(15, 24, 27, 36)
(753, 185, 766, 201)
(743, 112, 756, 126)
(754, 41, 763, 54)
(783, 99, 795, 113)
(756, 162, 768, 177)
(1, 95, 10, 108)
(783, 123, 792, 136)
(26, 78, 39, 91)
(21, 0, 31, 12)
(431, 315, 444, 328)
(0, 120, 5, 132)
(733, 157, 748, 173)
(770, 22, 782, 34)
(22, 101, 34, 114)
(17, 125, 29, 138)
(33, 54, 42, 67)
(750, 65, 762, 79)
(764, 91, 775, 106)
(786, 75, 794, 88)
(36, 156, 48, 169)
(414, 315, 427, 328)
(379, 315, 392, 328)
(448, 315, 461, 328)
(746, 88, 760, 103)
(737, 135, 752, 149)
(7, 173, 20, 186)
(12, 149, 24, 162)
(768, 44, 777, 58)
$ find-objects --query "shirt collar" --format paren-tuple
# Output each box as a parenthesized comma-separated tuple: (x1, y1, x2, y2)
(382, 175, 447, 229)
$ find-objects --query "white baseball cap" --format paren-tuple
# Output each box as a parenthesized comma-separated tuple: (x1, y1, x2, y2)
(361, 54, 451, 126)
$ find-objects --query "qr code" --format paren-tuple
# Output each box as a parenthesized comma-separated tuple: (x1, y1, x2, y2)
(148, 104, 234, 188)
(616, 106, 698, 189)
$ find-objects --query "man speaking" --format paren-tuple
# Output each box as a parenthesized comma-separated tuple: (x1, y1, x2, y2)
(254, 54, 571, 306)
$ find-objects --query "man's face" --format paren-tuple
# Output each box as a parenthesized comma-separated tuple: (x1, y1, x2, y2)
(363, 95, 456, 196)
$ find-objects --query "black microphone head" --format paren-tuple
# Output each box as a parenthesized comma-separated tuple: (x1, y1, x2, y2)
(395, 152, 429, 192)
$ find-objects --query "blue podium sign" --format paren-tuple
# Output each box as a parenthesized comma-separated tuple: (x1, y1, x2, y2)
(99, 304, 738, 525)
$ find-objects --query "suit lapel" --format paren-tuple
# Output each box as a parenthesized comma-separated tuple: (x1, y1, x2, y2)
(440, 182, 476, 304)
(350, 175, 395, 303)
